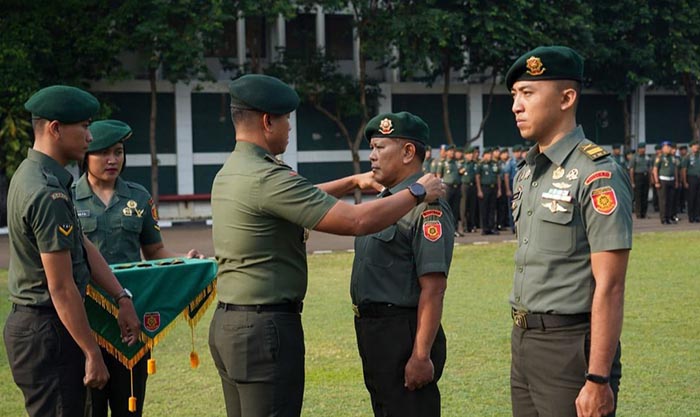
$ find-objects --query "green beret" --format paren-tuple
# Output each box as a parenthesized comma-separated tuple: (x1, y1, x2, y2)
(464, 146, 474, 153)
(88, 120, 133, 152)
(24, 85, 99, 123)
(690, 140, 699, 146)
(447, 144, 456, 150)
(506, 46, 584, 90)
(229, 74, 299, 114)
(637, 142, 646, 148)
(364, 111, 430, 144)
(425, 145, 432, 151)
(612, 143, 621, 150)
(483, 146, 492, 153)
(654, 144, 662, 150)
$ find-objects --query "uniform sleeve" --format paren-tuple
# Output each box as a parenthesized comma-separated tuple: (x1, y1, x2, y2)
(681, 157, 689, 169)
(412, 202, 455, 278)
(259, 168, 338, 229)
(29, 190, 79, 253)
(580, 161, 633, 253)
(140, 193, 163, 246)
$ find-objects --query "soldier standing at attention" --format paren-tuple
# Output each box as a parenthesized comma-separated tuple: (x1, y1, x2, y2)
(653, 140, 679, 225)
(681, 140, 700, 222)
(423, 145, 433, 174)
(430, 144, 447, 174)
(438, 145, 462, 236)
(629, 142, 650, 219)
(497, 147, 512, 230)
(4, 85, 140, 417)
(208, 75, 444, 417)
(651, 144, 662, 212)
(611, 144, 626, 168)
(476, 147, 501, 235)
(351, 112, 453, 417)
(459, 146, 479, 233)
(507, 46, 632, 417)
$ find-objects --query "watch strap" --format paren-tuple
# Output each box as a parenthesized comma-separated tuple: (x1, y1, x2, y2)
(584, 372, 610, 384)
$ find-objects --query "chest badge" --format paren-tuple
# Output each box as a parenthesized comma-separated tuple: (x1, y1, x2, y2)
(542, 188, 573, 202)
(77, 210, 90, 218)
(552, 166, 565, 180)
(542, 200, 569, 213)
(127, 200, 138, 209)
(565, 169, 579, 181)
(123, 207, 133, 216)
(519, 168, 532, 182)
(553, 182, 572, 189)
(135, 209, 144, 218)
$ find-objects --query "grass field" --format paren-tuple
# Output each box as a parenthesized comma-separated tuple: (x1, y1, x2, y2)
(1, 231, 699, 416)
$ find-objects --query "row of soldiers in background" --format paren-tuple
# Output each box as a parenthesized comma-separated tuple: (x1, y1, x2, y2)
(422, 144, 526, 236)
(626, 140, 700, 224)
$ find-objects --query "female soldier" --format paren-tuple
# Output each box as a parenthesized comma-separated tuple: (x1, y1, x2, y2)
(73, 119, 201, 417)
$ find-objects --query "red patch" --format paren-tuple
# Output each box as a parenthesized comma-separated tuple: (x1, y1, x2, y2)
(289, 171, 298, 176)
(148, 198, 154, 206)
(423, 221, 443, 242)
(143, 312, 161, 332)
(584, 170, 612, 185)
(422, 209, 443, 218)
(151, 205, 159, 221)
(590, 186, 618, 215)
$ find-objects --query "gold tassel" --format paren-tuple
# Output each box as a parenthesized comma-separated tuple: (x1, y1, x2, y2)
(128, 367, 137, 412)
(147, 348, 156, 374)
(189, 327, 199, 369)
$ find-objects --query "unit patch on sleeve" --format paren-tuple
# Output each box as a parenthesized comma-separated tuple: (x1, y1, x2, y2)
(590, 186, 618, 215)
(584, 170, 612, 185)
(422, 208, 443, 242)
(51, 192, 69, 201)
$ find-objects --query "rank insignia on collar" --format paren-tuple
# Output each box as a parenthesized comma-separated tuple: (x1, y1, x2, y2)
(590, 186, 618, 215)
(379, 118, 394, 135)
(566, 169, 579, 181)
(519, 168, 531, 181)
(553, 166, 565, 179)
(58, 224, 73, 236)
(423, 221, 443, 242)
(526, 56, 546, 76)
(584, 170, 612, 185)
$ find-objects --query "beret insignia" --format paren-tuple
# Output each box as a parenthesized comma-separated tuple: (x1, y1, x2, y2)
(379, 118, 394, 135)
(526, 56, 546, 76)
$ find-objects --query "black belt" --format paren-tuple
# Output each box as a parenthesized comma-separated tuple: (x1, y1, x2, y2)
(634, 172, 648, 176)
(353, 303, 417, 318)
(12, 303, 57, 315)
(445, 183, 460, 188)
(463, 182, 475, 186)
(512, 309, 589, 330)
(217, 301, 303, 314)
(485, 184, 496, 188)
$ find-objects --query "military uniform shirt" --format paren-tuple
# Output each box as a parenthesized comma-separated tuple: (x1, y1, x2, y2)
(478, 160, 500, 185)
(72, 175, 162, 264)
(654, 154, 677, 178)
(510, 127, 632, 314)
(461, 160, 478, 184)
(612, 154, 627, 169)
(351, 173, 454, 307)
(7, 149, 91, 306)
(211, 141, 338, 305)
(629, 154, 650, 173)
(682, 152, 700, 176)
(430, 158, 444, 175)
(439, 159, 460, 184)
(422, 156, 433, 174)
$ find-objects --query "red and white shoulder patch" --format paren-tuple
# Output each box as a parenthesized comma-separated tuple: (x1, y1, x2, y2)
(421, 208, 443, 241)
(584, 170, 612, 185)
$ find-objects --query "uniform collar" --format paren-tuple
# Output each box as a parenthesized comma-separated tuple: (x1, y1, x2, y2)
(234, 140, 273, 159)
(525, 126, 585, 167)
(74, 174, 130, 200)
(27, 148, 73, 189)
(381, 172, 423, 198)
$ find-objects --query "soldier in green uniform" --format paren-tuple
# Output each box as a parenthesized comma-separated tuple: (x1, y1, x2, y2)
(682, 140, 700, 222)
(629, 142, 651, 218)
(351, 112, 453, 417)
(507, 46, 632, 417)
(430, 144, 446, 174)
(497, 147, 511, 230)
(72, 120, 203, 417)
(437, 145, 462, 236)
(653, 141, 679, 224)
(476, 147, 502, 235)
(4, 86, 140, 417)
(208, 75, 444, 417)
(611, 143, 627, 168)
(422, 145, 433, 174)
(459, 146, 479, 233)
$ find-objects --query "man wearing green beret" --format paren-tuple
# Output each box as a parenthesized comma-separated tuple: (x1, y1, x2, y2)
(476, 147, 501, 235)
(422, 145, 433, 174)
(351, 111, 453, 417)
(208, 75, 445, 417)
(507, 46, 632, 417)
(682, 140, 700, 222)
(4, 86, 141, 417)
(653, 141, 679, 224)
(437, 144, 462, 236)
(611, 143, 627, 169)
(459, 146, 479, 233)
(629, 142, 651, 218)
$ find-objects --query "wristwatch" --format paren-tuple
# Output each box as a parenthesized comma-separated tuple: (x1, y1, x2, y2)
(115, 288, 133, 303)
(407, 182, 426, 204)
(584, 372, 610, 384)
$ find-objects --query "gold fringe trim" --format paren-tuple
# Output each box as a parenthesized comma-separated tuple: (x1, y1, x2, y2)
(92, 332, 148, 370)
(87, 284, 119, 318)
(183, 280, 217, 328)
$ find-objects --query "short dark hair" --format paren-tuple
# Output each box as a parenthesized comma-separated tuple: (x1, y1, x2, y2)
(399, 139, 426, 162)
(230, 106, 261, 128)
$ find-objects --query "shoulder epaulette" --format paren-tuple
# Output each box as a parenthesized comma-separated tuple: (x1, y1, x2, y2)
(264, 154, 291, 168)
(42, 170, 61, 187)
(516, 159, 527, 169)
(126, 181, 150, 194)
(578, 143, 610, 161)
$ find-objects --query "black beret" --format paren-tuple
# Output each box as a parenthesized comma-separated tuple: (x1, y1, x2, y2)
(364, 111, 430, 144)
(88, 120, 133, 152)
(229, 74, 300, 114)
(506, 46, 584, 90)
(24, 85, 99, 123)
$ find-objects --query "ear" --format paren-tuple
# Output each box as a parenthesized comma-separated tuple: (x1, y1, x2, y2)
(402, 142, 416, 164)
(47, 120, 61, 140)
(560, 87, 577, 112)
(261, 113, 273, 132)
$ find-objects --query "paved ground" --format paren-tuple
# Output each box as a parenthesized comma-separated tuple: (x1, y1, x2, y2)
(1, 213, 699, 269)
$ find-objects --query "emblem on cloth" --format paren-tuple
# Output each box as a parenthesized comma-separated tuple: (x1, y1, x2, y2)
(584, 170, 612, 185)
(151, 205, 159, 221)
(51, 192, 69, 201)
(526, 56, 546, 76)
(135, 209, 144, 218)
(542, 200, 569, 213)
(423, 221, 442, 242)
(566, 169, 579, 181)
(127, 200, 138, 209)
(144, 312, 161, 332)
(122, 207, 133, 216)
(553, 182, 572, 189)
(379, 118, 394, 135)
(553, 166, 565, 180)
(58, 224, 73, 236)
(422, 209, 443, 218)
(520, 168, 531, 181)
(590, 186, 618, 215)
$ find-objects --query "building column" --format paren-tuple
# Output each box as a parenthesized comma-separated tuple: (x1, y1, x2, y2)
(236, 13, 246, 71)
(352, 26, 361, 79)
(468, 83, 484, 149)
(631, 85, 646, 146)
(385, 45, 399, 83)
(174, 82, 194, 195)
(275, 14, 286, 61)
(377, 83, 392, 114)
(316, 5, 325, 51)
(282, 110, 299, 170)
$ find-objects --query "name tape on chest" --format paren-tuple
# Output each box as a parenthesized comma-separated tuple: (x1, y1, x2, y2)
(542, 188, 573, 202)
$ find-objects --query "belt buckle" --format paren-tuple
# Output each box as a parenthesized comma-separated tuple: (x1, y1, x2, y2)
(513, 311, 528, 329)
(352, 304, 360, 318)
